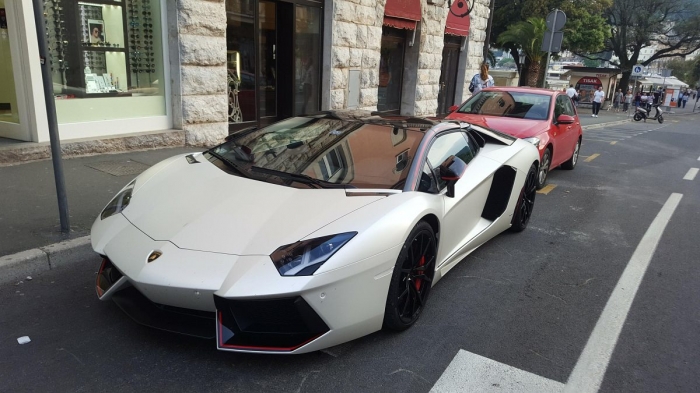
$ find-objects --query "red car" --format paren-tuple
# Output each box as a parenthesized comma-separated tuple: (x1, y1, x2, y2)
(445, 87, 582, 189)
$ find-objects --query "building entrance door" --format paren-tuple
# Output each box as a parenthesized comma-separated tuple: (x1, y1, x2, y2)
(437, 37, 461, 116)
(227, 0, 322, 132)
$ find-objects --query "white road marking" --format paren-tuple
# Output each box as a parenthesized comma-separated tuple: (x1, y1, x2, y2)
(431, 350, 564, 393)
(432, 193, 683, 393)
(697, 155, 700, 161)
(683, 168, 698, 181)
(564, 193, 683, 393)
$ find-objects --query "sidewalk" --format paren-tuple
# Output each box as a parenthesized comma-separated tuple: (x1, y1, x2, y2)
(0, 113, 674, 284)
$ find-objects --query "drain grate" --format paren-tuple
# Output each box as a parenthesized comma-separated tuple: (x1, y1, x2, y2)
(86, 159, 150, 176)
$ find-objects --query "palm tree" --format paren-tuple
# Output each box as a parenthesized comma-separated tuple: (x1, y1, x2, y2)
(497, 17, 547, 87)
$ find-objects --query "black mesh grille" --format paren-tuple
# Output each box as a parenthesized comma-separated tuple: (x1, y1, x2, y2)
(215, 295, 329, 351)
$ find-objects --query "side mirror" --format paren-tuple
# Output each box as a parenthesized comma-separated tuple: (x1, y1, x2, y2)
(448, 105, 459, 113)
(556, 114, 575, 125)
(439, 155, 467, 198)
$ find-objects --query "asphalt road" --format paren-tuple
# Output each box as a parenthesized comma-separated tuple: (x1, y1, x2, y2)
(1, 113, 699, 392)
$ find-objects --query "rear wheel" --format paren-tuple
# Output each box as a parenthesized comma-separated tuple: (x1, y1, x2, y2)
(383, 222, 437, 331)
(510, 163, 537, 232)
(536, 148, 551, 190)
(561, 138, 581, 170)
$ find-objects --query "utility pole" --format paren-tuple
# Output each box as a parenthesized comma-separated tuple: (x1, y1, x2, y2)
(540, 9, 566, 88)
(482, 0, 495, 63)
(31, 0, 70, 233)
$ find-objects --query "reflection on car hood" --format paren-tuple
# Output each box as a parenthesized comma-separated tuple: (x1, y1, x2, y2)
(122, 154, 383, 255)
(446, 114, 547, 139)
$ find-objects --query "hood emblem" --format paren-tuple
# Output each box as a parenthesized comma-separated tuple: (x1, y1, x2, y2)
(147, 251, 162, 263)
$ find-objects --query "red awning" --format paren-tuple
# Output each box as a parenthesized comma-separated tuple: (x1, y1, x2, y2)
(383, 16, 417, 30)
(445, 1, 471, 37)
(383, 0, 421, 30)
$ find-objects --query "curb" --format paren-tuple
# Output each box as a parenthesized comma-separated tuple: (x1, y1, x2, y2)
(0, 236, 93, 285)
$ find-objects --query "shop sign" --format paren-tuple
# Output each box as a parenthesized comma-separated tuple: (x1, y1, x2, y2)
(579, 76, 602, 85)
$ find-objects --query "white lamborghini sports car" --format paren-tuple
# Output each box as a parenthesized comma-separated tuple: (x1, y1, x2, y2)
(92, 111, 540, 354)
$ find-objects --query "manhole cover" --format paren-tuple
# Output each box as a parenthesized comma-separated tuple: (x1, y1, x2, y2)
(86, 159, 150, 176)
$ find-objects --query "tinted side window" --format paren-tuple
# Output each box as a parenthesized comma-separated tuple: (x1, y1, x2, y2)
(554, 96, 567, 119)
(417, 163, 438, 193)
(426, 132, 475, 189)
(562, 96, 576, 115)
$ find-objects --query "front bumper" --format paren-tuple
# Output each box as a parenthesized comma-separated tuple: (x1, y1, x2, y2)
(93, 215, 398, 354)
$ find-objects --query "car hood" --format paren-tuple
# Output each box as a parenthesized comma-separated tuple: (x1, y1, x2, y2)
(445, 113, 547, 139)
(122, 153, 383, 255)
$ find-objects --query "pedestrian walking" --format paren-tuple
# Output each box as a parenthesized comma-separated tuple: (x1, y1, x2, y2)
(634, 91, 641, 108)
(592, 86, 605, 117)
(624, 90, 632, 112)
(613, 89, 623, 112)
(469, 62, 495, 95)
(566, 84, 578, 106)
(681, 90, 688, 108)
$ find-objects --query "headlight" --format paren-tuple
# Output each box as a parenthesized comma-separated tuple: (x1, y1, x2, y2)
(270, 232, 357, 276)
(523, 137, 541, 147)
(100, 180, 135, 220)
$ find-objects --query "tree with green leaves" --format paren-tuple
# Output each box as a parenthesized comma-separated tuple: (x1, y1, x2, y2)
(491, 0, 611, 85)
(497, 17, 547, 86)
(579, 0, 700, 92)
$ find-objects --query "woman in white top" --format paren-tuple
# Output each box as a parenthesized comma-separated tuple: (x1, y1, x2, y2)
(470, 63, 495, 95)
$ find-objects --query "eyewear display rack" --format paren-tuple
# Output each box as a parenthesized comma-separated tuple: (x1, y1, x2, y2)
(43, 0, 156, 98)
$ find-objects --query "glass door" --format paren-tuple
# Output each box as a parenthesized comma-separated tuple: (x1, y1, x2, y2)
(258, 0, 276, 124)
(293, 4, 321, 116)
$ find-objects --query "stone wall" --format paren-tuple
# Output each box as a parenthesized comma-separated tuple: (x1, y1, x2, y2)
(460, 0, 490, 104)
(330, 0, 490, 116)
(172, 0, 228, 146)
(330, 0, 385, 111)
(414, 0, 449, 116)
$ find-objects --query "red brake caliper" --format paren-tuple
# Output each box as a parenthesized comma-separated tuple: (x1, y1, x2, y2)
(414, 256, 425, 290)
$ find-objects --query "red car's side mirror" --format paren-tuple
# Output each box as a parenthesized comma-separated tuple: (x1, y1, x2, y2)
(448, 105, 459, 113)
(557, 114, 575, 124)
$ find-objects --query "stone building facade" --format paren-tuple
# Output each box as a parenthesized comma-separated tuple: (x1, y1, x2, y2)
(0, 0, 490, 157)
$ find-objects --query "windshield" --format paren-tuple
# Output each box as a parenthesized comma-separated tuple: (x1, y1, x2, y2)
(206, 117, 425, 190)
(457, 91, 552, 120)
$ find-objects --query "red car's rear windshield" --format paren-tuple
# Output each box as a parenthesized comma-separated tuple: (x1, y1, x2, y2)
(457, 91, 552, 120)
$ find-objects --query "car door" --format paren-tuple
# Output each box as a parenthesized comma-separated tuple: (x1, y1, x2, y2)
(551, 94, 576, 166)
(421, 130, 500, 266)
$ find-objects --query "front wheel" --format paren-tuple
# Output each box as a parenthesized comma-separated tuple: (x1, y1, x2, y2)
(510, 163, 538, 232)
(633, 112, 643, 121)
(536, 148, 551, 190)
(561, 138, 581, 170)
(657, 115, 664, 124)
(383, 222, 437, 331)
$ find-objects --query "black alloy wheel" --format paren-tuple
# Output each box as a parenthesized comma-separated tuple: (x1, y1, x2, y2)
(510, 163, 538, 232)
(383, 222, 437, 331)
(536, 148, 551, 189)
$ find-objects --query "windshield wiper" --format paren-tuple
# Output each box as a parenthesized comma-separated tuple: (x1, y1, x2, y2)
(205, 150, 251, 178)
(250, 166, 354, 189)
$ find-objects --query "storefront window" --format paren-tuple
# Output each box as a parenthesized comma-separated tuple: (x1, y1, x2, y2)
(226, 0, 255, 123)
(0, 0, 20, 124)
(44, 0, 166, 123)
(378, 27, 405, 113)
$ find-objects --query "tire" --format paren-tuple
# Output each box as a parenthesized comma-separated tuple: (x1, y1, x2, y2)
(657, 115, 664, 124)
(383, 221, 437, 331)
(510, 163, 538, 232)
(633, 113, 643, 121)
(561, 138, 581, 170)
(536, 148, 551, 190)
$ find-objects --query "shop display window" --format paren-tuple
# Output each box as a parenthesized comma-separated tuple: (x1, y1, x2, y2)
(43, 0, 166, 123)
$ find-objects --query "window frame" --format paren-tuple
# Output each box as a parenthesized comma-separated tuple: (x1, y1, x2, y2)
(417, 129, 478, 193)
